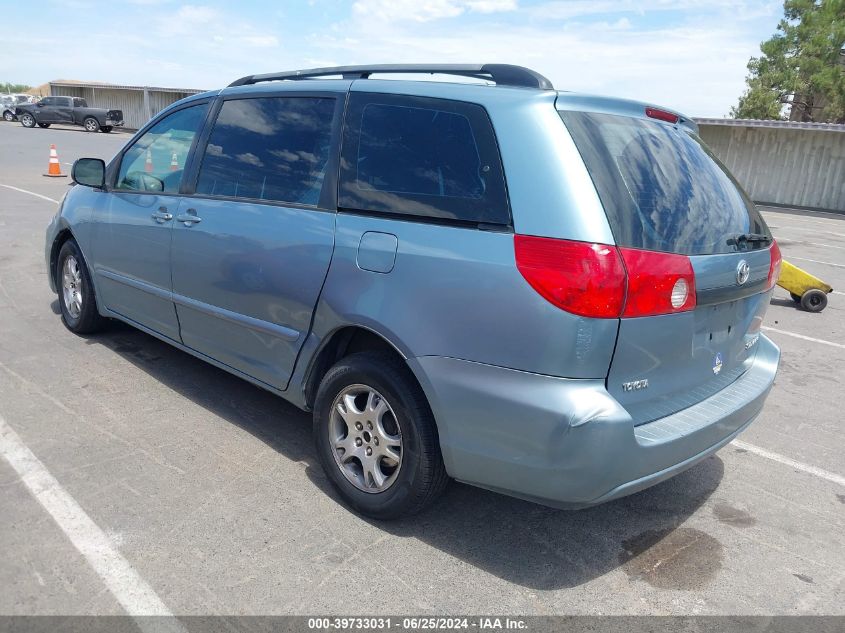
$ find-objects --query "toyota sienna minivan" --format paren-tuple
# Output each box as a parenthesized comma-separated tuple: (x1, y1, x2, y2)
(47, 64, 781, 519)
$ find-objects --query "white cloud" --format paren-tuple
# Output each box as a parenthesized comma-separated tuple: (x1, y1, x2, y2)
(313, 7, 768, 116)
(352, 0, 517, 22)
(9, 1, 778, 118)
(465, 0, 518, 12)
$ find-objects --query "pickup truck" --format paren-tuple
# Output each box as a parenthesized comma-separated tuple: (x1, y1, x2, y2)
(16, 96, 123, 132)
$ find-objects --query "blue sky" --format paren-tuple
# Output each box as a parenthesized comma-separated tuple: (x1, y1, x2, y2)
(0, 0, 783, 116)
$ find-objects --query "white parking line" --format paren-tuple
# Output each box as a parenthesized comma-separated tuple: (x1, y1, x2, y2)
(732, 440, 845, 488)
(0, 414, 186, 632)
(771, 226, 845, 238)
(778, 239, 845, 251)
(762, 326, 845, 350)
(0, 184, 60, 204)
(786, 256, 845, 269)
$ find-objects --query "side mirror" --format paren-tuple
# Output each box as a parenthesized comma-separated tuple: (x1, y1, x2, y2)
(72, 158, 106, 188)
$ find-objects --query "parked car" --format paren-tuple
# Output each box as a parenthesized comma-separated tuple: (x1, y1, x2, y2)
(46, 64, 781, 519)
(1, 93, 35, 121)
(16, 96, 123, 131)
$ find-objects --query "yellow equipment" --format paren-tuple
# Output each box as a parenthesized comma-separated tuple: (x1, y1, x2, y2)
(777, 260, 833, 313)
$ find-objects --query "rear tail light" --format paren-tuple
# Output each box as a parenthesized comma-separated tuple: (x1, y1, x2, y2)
(513, 235, 625, 318)
(514, 236, 697, 319)
(766, 240, 782, 290)
(618, 247, 696, 317)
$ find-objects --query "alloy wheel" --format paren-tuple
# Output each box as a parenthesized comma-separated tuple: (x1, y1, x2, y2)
(62, 255, 83, 319)
(329, 384, 403, 493)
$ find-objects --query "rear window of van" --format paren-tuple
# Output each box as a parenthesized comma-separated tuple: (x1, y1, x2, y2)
(559, 111, 771, 255)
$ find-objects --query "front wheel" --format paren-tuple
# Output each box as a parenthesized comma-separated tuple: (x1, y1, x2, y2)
(3, 110, 14, 122)
(313, 352, 448, 519)
(20, 113, 36, 128)
(57, 239, 107, 334)
(38, 122, 50, 128)
(83, 117, 100, 132)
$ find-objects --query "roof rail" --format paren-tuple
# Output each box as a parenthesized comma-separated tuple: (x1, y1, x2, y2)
(228, 64, 554, 90)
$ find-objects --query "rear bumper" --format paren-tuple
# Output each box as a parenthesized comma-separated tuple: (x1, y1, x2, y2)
(408, 334, 779, 508)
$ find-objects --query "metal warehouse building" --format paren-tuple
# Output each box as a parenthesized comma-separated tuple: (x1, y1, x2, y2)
(48, 81, 206, 130)
(696, 118, 845, 213)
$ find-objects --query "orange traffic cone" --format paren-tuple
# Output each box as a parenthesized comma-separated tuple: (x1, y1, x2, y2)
(169, 153, 179, 171)
(144, 149, 153, 173)
(43, 144, 67, 178)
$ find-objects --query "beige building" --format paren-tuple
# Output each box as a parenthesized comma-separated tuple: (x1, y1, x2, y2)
(29, 79, 206, 130)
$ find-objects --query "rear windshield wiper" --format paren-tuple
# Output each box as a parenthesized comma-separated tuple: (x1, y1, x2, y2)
(727, 233, 772, 248)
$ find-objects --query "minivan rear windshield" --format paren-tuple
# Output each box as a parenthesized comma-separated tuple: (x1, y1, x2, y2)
(559, 110, 771, 256)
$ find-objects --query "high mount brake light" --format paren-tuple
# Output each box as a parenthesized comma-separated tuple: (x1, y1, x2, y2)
(645, 107, 680, 124)
(514, 236, 697, 319)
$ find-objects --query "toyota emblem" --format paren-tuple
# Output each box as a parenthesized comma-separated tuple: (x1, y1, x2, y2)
(736, 260, 750, 285)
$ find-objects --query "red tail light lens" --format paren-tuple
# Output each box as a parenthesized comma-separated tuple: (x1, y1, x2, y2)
(514, 236, 698, 319)
(766, 240, 782, 290)
(618, 247, 696, 317)
(514, 235, 625, 318)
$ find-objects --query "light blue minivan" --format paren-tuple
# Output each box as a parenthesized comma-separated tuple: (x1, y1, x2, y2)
(47, 64, 781, 518)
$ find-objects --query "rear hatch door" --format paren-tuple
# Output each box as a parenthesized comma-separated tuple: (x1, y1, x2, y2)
(559, 107, 776, 425)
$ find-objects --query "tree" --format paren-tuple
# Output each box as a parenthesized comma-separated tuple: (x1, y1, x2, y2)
(731, 0, 845, 123)
(1, 82, 32, 94)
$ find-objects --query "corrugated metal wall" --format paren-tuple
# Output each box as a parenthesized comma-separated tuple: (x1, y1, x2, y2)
(699, 124, 845, 212)
(50, 85, 200, 130)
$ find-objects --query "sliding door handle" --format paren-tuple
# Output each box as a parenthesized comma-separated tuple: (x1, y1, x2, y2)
(151, 208, 172, 223)
(176, 209, 202, 226)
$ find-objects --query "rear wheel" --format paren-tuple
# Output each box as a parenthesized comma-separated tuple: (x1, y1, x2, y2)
(20, 113, 36, 128)
(800, 289, 827, 313)
(100, 126, 112, 133)
(57, 239, 107, 334)
(38, 122, 50, 128)
(313, 352, 448, 519)
(83, 117, 99, 132)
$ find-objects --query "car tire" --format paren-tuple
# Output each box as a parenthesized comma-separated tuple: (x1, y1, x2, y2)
(20, 113, 36, 128)
(800, 289, 827, 313)
(3, 110, 14, 122)
(56, 239, 107, 334)
(83, 117, 100, 132)
(100, 126, 113, 133)
(313, 351, 448, 519)
(38, 123, 50, 128)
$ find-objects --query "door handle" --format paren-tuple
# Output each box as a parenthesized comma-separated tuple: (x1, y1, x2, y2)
(176, 209, 202, 226)
(151, 207, 172, 223)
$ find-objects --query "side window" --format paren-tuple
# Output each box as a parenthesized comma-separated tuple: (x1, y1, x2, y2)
(116, 103, 208, 193)
(41, 97, 57, 106)
(339, 93, 510, 225)
(195, 97, 335, 206)
(73, 98, 86, 108)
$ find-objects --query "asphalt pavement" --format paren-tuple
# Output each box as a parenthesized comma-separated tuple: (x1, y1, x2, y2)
(0, 121, 843, 617)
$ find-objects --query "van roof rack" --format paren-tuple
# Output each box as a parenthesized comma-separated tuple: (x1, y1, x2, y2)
(228, 64, 554, 90)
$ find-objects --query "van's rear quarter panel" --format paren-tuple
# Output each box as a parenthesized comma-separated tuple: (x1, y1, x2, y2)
(312, 213, 619, 379)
